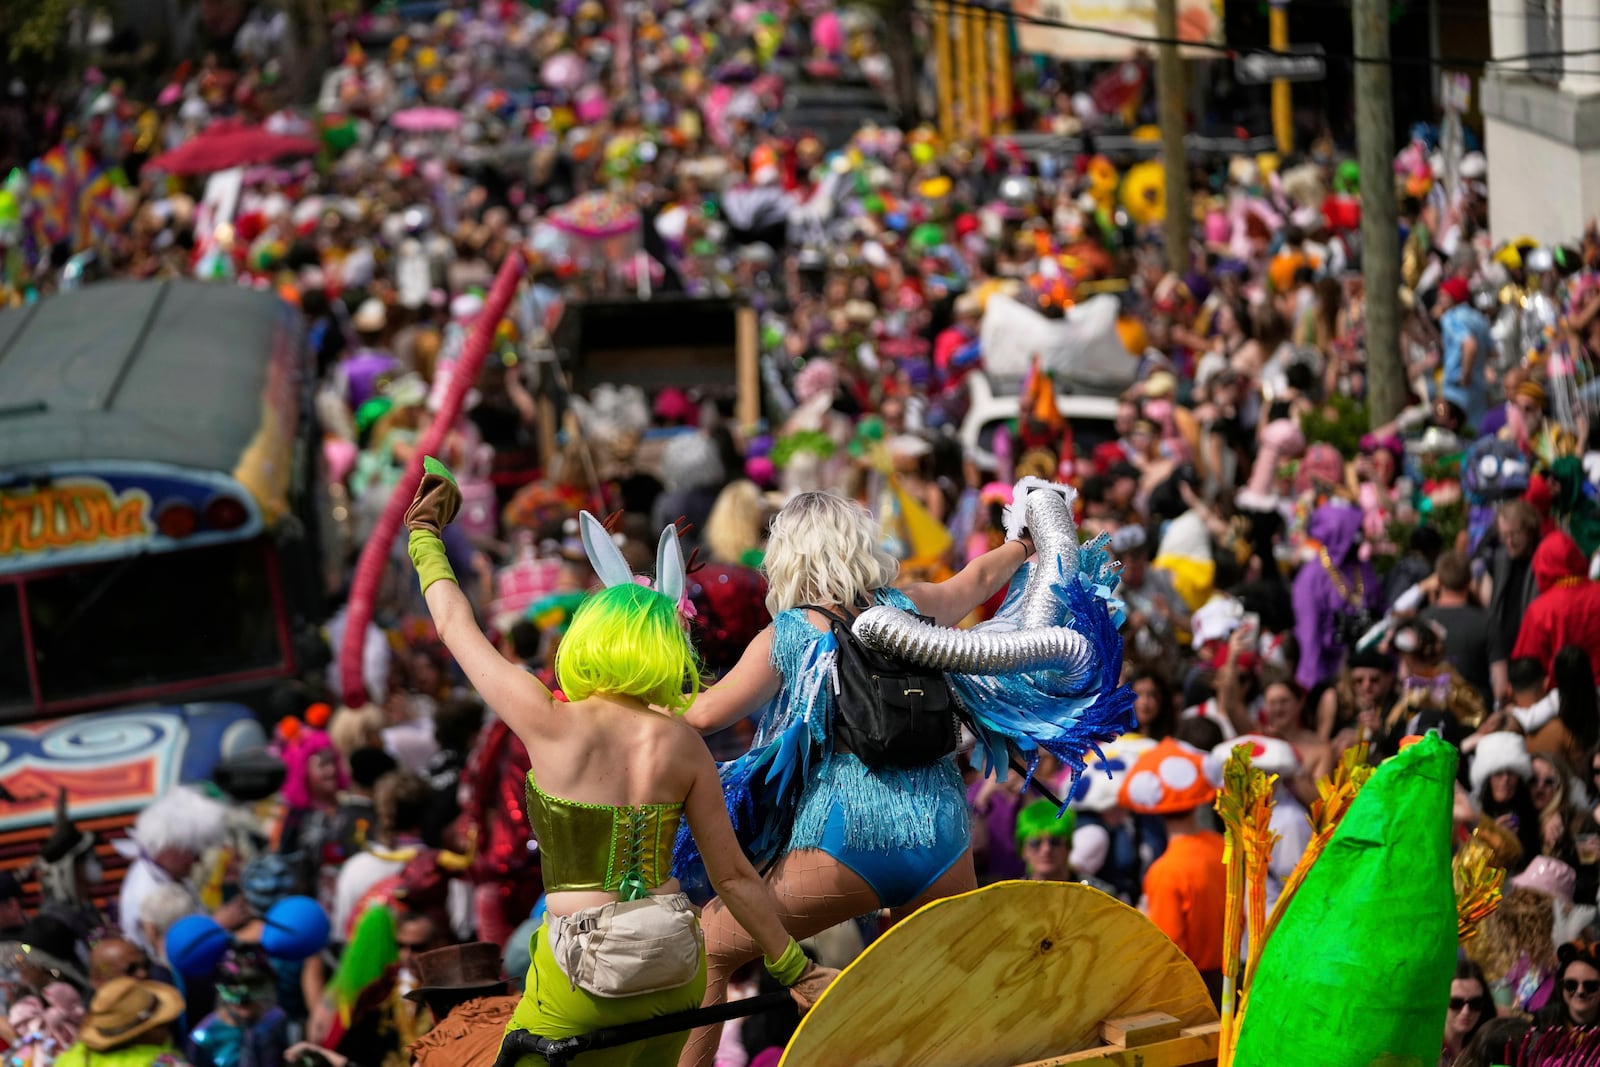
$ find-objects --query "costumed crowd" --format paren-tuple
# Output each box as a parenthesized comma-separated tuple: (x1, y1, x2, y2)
(13, 0, 1600, 1065)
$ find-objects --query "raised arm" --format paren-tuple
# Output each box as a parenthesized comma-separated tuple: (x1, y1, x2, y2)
(682, 627, 782, 735)
(903, 534, 1034, 627)
(407, 458, 562, 749)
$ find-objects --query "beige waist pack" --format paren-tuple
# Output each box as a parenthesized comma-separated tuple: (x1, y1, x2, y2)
(547, 892, 704, 998)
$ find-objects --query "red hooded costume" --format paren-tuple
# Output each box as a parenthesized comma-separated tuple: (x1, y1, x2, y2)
(1511, 529, 1600, 679)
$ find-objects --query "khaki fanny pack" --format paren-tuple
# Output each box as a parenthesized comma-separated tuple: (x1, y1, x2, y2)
(547, 893, 703, 998)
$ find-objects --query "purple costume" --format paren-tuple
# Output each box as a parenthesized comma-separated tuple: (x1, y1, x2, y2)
(1292, 502, 1381, 691)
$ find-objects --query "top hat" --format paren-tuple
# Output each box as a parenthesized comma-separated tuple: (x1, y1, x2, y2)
(404, 942, 507, 1002)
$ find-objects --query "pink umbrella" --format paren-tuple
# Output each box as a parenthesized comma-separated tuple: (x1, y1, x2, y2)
(541, 51, 587, 92)
(391, 106, 461, 133)
(145, 118, 318, 176)
(548, 191, 640, 240)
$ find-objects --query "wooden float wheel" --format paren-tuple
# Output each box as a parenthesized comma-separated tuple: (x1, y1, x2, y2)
(780, 880, 1218, 1067)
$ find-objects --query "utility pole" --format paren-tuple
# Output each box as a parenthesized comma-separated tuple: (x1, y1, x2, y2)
(1154, 0, 1191, 274)
(1269, 0, 1293, 153)
(1354, 0, 1403, 427)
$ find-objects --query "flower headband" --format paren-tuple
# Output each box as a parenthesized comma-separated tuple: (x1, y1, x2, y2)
(578, 511, 693, 618)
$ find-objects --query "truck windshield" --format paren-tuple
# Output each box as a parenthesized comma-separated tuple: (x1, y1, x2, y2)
(2, 540, 284, 716)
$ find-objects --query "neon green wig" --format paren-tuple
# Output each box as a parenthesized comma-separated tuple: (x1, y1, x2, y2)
(556, 583, 701, 712)
(1014, 798, 1075, 851)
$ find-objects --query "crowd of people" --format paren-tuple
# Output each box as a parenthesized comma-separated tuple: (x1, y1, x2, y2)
(12, 0, 1600, 1065)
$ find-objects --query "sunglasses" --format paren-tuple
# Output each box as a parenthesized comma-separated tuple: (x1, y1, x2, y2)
(1448, 997, 1483, 1012)
(1024, 836, 1066, 850)
(1566, 979, 1600, 995)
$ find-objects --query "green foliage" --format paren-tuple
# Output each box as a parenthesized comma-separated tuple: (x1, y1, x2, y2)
(1298, 395, 1370, 461)
(1, 0, 91, 63)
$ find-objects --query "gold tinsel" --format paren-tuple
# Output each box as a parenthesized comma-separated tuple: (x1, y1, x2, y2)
(1214, 745, 1280, 1067)
(1454, 829, 1507, 944)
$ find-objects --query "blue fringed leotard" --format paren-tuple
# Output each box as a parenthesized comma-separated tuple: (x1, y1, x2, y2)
(777, 591, 970, 907)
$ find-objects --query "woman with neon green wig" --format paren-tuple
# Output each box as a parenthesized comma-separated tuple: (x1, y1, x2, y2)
(403, 458, 833, 1066)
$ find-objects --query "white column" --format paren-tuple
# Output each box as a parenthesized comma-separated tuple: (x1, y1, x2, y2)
(1489, 0, 1527, 71)
(1565, 0, 1600, 95)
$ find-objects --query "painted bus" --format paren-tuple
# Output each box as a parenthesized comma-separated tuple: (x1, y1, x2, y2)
(0, 280, 327, 905)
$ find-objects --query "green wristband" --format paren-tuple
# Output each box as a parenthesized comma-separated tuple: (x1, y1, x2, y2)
(764, 937, 807, 987)
(408, 528, 458, 593)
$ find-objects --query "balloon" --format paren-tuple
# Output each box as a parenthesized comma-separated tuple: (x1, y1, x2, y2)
(166, 914, 231, 978)
(909, 222, 946, 252)
(261, 896, 331, 961)
(541, 52, 586, 92)
(812, 11, 843, 54)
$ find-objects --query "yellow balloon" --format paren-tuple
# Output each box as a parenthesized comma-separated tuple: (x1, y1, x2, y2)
(1120, 160, 1167, 226)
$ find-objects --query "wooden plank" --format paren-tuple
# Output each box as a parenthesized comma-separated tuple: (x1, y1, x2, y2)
(1100, 1012, 1180, 1048)
(779, 882, 1218, 1067)
(735, 305, 759, 430)
(1011, 1025, 1220, 1066)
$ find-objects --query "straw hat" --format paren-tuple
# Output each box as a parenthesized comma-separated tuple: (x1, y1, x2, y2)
(79, 977, 185, 1051)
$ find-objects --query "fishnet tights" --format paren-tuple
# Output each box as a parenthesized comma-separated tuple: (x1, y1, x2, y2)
(677, 848, 975, 1067)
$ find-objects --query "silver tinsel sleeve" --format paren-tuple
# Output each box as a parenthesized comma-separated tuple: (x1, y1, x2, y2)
(1014, 483, 1080, 631)
(852, 480, 1103, 680)
(852, 606, 1096, 682)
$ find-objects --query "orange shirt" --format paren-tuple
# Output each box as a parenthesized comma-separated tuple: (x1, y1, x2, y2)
(1143, 831, 1228, 972)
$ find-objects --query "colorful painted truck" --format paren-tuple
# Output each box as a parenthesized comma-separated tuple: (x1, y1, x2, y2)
(0, 280, 328, 906)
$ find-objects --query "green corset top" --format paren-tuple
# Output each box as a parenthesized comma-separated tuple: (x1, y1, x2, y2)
(524, 771, 683, 900)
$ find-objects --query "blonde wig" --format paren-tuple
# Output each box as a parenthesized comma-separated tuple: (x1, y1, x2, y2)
(704, 479, 769, 565)
(1466, 886, 1559, 985)
(329, 703, 385, 758)
(763, 491, 898, 615)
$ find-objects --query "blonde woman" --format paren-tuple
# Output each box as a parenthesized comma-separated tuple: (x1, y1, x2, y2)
(702, 480, 770, 567)
(676, 491, 1039, 1067)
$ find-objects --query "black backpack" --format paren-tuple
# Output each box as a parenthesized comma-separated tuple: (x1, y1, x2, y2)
(799, 604, 960, 769)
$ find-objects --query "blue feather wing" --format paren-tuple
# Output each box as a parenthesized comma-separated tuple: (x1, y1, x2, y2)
(955, 559, 1135, 809)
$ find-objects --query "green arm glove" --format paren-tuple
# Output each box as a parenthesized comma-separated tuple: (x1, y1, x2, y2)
(406, 456, 463, 594)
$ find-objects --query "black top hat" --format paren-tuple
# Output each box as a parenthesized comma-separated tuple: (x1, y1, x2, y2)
(39, 791, 94, 866)
(213, 749, 289, 803)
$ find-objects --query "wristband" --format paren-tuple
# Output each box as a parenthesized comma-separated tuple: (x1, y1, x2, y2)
(764, 937, 807, 987)
(408, 529, 458, 593)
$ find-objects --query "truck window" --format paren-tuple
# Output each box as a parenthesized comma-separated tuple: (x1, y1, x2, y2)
(25, 541, 284, 705)
(0, 585, 30, 711)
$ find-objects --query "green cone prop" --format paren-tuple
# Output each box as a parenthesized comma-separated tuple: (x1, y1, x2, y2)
(1233, 734, 1457, 1067)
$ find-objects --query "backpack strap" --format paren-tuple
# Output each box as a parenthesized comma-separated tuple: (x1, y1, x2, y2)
(795, 603, 855, 629)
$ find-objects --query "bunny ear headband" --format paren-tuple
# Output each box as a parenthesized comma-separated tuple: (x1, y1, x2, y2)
(578, 511, 692, 617)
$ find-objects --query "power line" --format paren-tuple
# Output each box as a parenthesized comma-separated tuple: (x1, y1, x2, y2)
(928, 0, 1600, 69)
